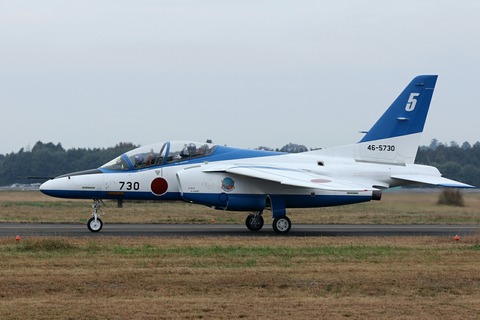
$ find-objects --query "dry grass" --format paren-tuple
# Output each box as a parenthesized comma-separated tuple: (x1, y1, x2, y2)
(1, 190, 480, 225)
(1, 191, 480, 319)
(0, 236, 479, 319)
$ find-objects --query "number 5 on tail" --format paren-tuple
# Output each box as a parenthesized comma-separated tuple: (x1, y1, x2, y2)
(405, 93, 420, 111)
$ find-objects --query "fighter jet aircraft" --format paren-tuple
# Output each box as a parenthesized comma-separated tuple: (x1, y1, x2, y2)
(40, 75, 473, 234)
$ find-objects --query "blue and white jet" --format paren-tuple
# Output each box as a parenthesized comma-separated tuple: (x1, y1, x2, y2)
(40, 75, 473, 234)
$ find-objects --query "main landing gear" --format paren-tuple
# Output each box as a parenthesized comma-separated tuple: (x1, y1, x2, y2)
(245, 212, 264, 231)
(272, 216, 291, 234)
(245, 210, 292, 235)
(87, 199, 104, 232)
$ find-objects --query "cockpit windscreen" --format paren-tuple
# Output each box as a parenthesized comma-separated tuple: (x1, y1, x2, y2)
(100, 141, 216, 171)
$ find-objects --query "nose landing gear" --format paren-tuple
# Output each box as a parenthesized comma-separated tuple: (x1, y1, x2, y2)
(87, 199, 104, 232)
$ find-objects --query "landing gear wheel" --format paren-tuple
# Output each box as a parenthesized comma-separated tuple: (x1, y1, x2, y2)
(87, 199, 105, 233)
(272, 216, 291, 234)
(245, 213, 264, 231)
(87, 217, 103, 232)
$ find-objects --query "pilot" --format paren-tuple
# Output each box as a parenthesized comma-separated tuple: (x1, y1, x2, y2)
(187, 143, 197, 156)
(181, 144, 197, 158)
(197, 144, 208, 156)
(134, 155, 145, 167)
(145, 149, 156, 166)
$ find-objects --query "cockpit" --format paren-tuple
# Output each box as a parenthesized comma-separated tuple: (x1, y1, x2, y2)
(100, 141, 216, 171)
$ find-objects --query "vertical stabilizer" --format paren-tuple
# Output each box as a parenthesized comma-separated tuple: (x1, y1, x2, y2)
(356, 75, 438, 164)
(360, 75, 437, 143)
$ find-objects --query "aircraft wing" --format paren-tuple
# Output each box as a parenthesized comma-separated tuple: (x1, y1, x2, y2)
(204, 165, 377, 192)
(391, 174, 475, 188)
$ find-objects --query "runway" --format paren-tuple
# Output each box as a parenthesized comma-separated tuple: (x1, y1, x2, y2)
(1, 223, 478, 238)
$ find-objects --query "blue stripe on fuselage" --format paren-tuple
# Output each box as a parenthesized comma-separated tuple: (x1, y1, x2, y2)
(182, 192, 372, 209)
(39, 189, 371, 208)
(39, 190, 183, 201)
(208, 146, 284, 161)
(161, 146, 284, 168)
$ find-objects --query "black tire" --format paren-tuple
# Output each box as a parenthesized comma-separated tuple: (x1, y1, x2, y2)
(87, 217, 103, 232)
(272, 216, 291, 234)
(245, 214, 264, 231)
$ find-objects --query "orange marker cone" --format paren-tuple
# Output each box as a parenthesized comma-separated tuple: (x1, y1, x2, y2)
(211, 218, 216, 223)
(15, 235, 21, 241)
(454, 234, 460, 241)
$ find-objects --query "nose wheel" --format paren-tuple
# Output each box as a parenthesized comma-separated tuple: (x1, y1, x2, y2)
(87, 216, 103, 232)
(87, 199, 104, 232)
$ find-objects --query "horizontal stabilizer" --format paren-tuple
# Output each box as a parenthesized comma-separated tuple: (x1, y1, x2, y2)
(391, 174, 475, 188)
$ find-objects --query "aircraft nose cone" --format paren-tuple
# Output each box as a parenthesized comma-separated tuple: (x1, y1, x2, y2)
(39, 179, 54, 196)
(39, 168, 103, 198)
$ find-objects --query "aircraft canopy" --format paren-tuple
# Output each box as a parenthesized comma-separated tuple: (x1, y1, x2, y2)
(100, 141, 216, 171)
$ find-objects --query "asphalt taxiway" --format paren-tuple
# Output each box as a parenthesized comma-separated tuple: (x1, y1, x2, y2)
(1, 223, 478, 238)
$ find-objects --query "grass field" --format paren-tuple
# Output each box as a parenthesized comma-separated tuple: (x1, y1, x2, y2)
(1, 236, 479, 319)
(0, 190, 479, 319)
(1, 189, 480, 225)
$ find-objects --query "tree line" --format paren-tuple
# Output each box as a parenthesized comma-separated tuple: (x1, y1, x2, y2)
(416, 140, 480, 187)
(0, 141, 137, 186)
(0, 140, 479, 187)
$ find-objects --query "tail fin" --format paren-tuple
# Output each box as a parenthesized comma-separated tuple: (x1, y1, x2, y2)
(356, 75, 438, 164)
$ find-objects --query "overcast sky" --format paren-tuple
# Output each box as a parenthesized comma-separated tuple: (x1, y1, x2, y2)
(1, 0, 479, 155)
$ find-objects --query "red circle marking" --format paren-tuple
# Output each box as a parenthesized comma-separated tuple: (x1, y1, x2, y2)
(151, 178, 168, 196)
